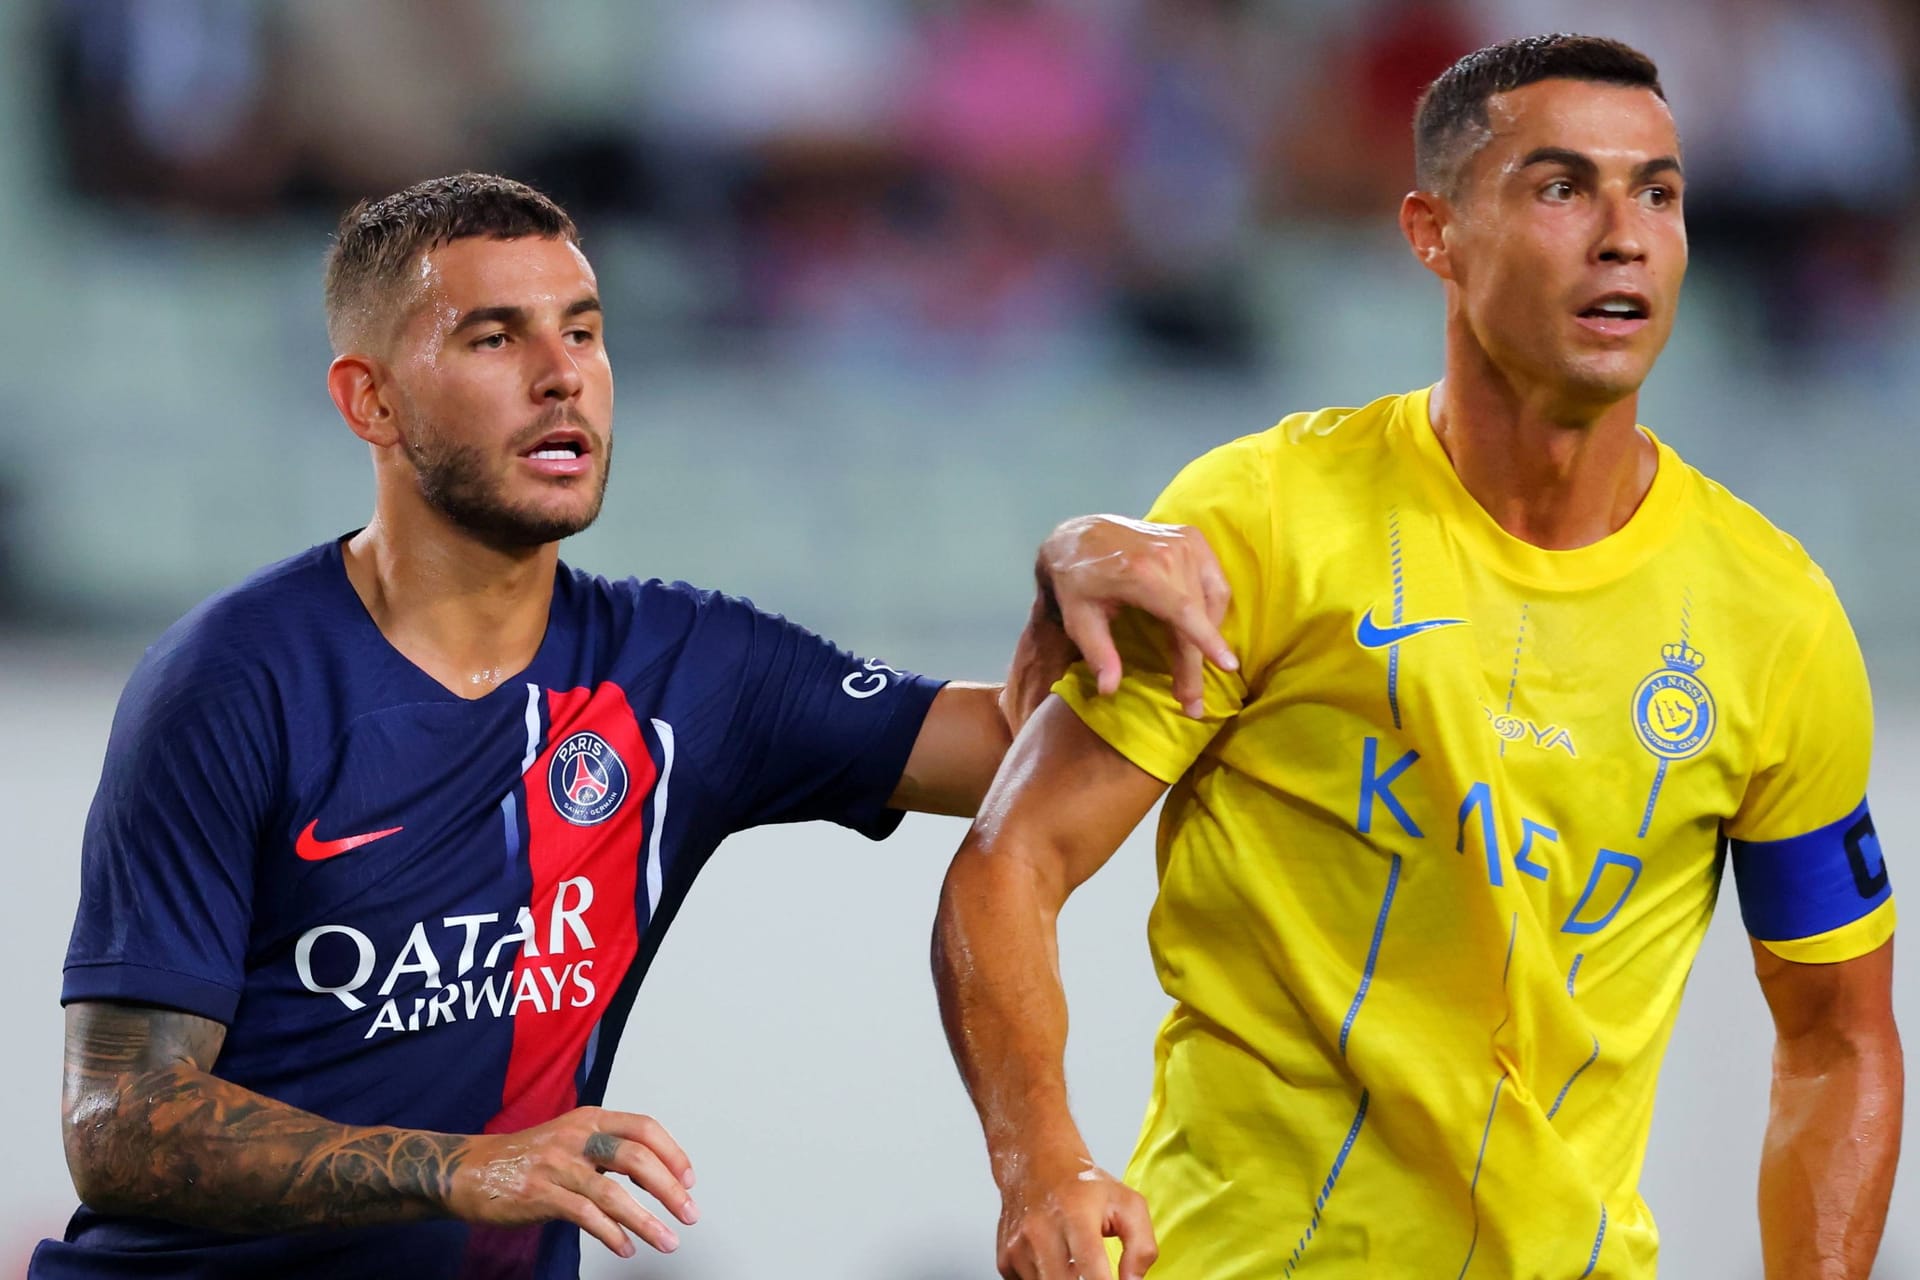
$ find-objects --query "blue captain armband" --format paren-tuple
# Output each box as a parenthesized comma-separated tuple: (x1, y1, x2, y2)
(1731, 798, 1896, 963)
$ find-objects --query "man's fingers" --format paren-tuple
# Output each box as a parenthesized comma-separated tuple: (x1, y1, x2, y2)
(1191, 536, 1232, 627)
(597, 1109, 696, 1190)
(1027, 1223, 1079, 1280)
(1171, 640, 1206, 721)
(1117, 579, 1236, 678)
(1003, 1213, 1078, 1280)
(1061, 602, 1123, 697)
(1001, 1232, 1046, 1280)
(1111, 1194, 1160, 1280)
(1063, 1213, 1118, 1280)
(575, 1170, 679, 1254)
(557, 1188, 637, 1260)
(1171, 600, 1237, 676)
(590, 1132, 701, 1225)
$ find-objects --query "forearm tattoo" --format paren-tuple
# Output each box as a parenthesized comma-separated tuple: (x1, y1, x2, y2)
(62, 1002, 470, 1233)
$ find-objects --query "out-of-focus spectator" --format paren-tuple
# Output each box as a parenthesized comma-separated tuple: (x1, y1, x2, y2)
(50, 0, 519, 213)
(898, 0, 1129, 340)
(1112, 0, 1275, 364)
(627, 1, 917, 337)
(276, 0, 516, 202)
(1703, 0, 1916, 365)
(640, 0, 908, 152)
(41, 0, 1920, 369)
(1277, 0, 1481, 216)
(50, 0, 288, 213)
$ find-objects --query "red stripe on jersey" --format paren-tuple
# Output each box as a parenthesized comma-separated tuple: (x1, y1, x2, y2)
(485, 683, 654, 1134)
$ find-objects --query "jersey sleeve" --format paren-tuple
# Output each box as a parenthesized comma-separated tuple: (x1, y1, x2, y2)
(62, 627, 278, 1023)
(1726, 591, 1891, 963)
(693, 593, 945, 839)
(1054, 432, 1276, 784)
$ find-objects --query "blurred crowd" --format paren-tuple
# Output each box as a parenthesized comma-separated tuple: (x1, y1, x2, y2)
(47, 0, 1920, 366)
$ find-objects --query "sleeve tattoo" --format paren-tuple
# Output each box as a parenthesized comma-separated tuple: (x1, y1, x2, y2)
(62, 1001, 470, 1233)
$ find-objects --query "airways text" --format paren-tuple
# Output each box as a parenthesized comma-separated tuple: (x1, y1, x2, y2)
(293, 876, 603, 1040)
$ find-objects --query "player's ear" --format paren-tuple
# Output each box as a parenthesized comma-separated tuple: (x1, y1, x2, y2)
(1400, 190, 1455, 283)
(328, 355, 400, 447)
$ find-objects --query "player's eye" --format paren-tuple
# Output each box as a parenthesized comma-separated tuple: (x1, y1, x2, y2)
(1639, 186, 1676, 209)
(566, 327, 596, 345)
(473, 332, 509, 351)
(1541, 178, 1576, 202)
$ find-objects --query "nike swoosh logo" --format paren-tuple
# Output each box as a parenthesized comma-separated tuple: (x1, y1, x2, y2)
(295, 819, 405, 862)
(1355, 608, 1468, 649)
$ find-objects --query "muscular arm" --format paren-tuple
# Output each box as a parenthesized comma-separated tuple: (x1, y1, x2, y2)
(1753, 938, 1902, 1279)
(62, 1001, 465, 1233)
(62, 1000, 697, 1254)
(932, 698, 1169, 1280)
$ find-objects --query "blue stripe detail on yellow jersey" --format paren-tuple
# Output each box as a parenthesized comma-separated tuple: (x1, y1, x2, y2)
(1339, 853, 1402, 1057)
(1580, 1205, 1608, 1278)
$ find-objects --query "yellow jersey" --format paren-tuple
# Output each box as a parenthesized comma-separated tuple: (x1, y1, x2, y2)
(1057, 387, 1892, 1279)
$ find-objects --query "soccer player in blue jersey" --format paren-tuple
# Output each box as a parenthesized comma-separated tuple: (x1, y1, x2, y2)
(34, 174, 1233, 1280)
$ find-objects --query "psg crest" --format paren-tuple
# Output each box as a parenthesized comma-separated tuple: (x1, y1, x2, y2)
(547, 731, 631, 826)
(1631, 642, 1716, 760)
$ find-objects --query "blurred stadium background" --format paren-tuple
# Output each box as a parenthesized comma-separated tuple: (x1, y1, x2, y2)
(2, 0, 1917, 1275)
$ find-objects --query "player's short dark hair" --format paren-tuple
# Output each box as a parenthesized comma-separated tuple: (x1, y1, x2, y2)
(1414, 34, 1665, 198)
(323, 172, 578, 354)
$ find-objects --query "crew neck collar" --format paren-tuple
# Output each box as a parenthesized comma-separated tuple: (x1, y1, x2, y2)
(1400, 384, 1688, 591)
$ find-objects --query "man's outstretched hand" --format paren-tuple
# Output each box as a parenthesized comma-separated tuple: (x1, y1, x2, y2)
(447, 1106, 699, 1259)
(1007, 515, 1234, 732)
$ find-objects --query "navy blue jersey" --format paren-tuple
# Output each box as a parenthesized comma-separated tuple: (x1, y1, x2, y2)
(35, 539, 943, 1280)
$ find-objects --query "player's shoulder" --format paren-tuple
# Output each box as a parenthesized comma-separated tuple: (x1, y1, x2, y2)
(1196, 391, 1415, 489)
(1149, 393, 1412, 571)
(147, 542, 343, 671)
(1671, 448, 1842, 611)
(118, 541, 345, 734)
(1201, 391, 1406, 462)
(559, 566, 753, 627)
(555, 565, 811, 656)
(1268, 391, 1411, 455)
(1164, 391, 1411, 524)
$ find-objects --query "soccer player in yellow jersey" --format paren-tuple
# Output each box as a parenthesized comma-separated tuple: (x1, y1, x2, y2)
(932, 34, 1901, 1280)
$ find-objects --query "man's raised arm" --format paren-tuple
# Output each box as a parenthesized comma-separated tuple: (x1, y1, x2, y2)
(932, 698, 1170, 1280)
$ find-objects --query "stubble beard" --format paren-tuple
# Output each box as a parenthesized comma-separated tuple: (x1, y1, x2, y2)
(405, 417, 612, 550)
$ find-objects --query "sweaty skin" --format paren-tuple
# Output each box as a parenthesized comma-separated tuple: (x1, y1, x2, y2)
(61, 222, 1237, 1263)
(935, 75, 1901, 1280)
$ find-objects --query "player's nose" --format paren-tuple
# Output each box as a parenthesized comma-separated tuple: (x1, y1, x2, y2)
(531, 332, 585, 402)
(1594, 192, 1648, 267)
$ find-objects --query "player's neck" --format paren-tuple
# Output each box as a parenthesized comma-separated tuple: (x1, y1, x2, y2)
(342, 512, 557, 700)
(1428, 362, 1657, 552)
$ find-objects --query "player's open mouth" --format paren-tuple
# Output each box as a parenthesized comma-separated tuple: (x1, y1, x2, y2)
(519, 427, 594, 478)
(1575, 291, 1651, 338)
